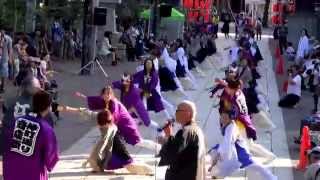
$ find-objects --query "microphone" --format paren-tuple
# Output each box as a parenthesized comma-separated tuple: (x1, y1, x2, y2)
(157, 119, 175, 132)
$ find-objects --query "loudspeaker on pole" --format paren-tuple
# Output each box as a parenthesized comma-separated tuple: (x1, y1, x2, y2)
(93, 7, 107, 26)
(160, 4, 172, 17)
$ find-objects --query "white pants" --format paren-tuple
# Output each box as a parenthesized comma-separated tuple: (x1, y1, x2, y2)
(173, 77, 190, 99)
(247, 139, 276, 159)
(211, 160, 277, 180)
(246, 163, 277, 180)
(186, 68, 197, 88)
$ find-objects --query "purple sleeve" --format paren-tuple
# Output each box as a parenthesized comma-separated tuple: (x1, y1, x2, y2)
(132, 72, 141, 85)
(42, 123, 59, 172)
(116, 104, 142, 145)
(87, 96, 106, 110)
(148, 71, 159, 90)
(134, 99, 151, 126)
(112, 81, 122, 89)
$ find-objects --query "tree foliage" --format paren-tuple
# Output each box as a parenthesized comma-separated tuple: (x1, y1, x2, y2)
(0, 0, 84, 32)
(0, 0, 26, 31)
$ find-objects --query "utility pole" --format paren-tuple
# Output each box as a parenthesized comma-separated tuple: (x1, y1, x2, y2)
(81, 0, 99, 75)
(151, 0, 159, 36)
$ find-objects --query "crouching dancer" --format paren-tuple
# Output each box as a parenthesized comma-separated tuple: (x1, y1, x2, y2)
(63, 107, 153, 175)
(209, 109, 277, 180)
(73, 86, 161, 152)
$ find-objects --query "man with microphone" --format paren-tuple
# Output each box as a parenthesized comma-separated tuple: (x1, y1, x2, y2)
(158, 100, 206, 180)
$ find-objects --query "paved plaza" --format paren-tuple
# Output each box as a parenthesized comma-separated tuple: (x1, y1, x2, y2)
(0, 35, 296, 180)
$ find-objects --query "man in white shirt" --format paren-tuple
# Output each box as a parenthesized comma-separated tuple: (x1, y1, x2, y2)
(304, 146, 320, 180)
(279, 65, 302, 108)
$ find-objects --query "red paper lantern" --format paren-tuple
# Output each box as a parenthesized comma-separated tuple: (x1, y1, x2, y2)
(183, 0, 194, 8)
(272, 4, 279, 12)
(272, 15, 282, 25)
(272, 3, 283, 13)
(185, 0, 212, 23)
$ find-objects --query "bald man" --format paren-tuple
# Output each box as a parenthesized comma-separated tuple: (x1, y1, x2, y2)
(158, 101, 206, 180)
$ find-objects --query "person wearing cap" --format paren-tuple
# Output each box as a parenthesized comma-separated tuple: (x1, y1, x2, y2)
(305, 146, 320, 180)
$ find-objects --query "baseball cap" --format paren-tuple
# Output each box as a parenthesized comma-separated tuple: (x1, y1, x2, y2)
(308, 146, 320, 155)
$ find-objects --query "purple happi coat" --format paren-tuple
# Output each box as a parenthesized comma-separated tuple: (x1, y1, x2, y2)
(112, 81, 151, 126)
(133, 70, 164, 112)
(220, 89, 257, 140)
(3, 115, 59, 180)
(86, 96, 142, 145)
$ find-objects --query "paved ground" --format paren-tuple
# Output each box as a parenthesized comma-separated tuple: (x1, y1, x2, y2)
(0, 33, 295, 179)
(38, 34, 293, 180)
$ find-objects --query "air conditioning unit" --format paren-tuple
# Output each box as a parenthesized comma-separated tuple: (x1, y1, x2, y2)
(99, 0, 121, 4)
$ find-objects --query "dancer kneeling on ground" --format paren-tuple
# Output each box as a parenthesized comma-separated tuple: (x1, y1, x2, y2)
(74, 86, 161, 152)
(209, 109, 277, 180)
(62, 107, 153, 175)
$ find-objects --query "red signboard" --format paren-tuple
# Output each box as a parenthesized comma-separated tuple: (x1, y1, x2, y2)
(183, 0, 213, 22)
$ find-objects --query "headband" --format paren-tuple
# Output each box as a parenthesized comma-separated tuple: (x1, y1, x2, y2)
(122, 74, 131, 81)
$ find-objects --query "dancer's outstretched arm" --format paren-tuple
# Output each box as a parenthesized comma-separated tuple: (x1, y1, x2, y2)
(60, 105, 98, 119)
(74, 92, 87, 100)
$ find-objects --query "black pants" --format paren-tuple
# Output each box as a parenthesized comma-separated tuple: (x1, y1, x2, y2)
(314, 94, 319, 111)
(278, 94, 300, 108)
(279, 36, 287, 55)
(126, 47, 135, 62)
